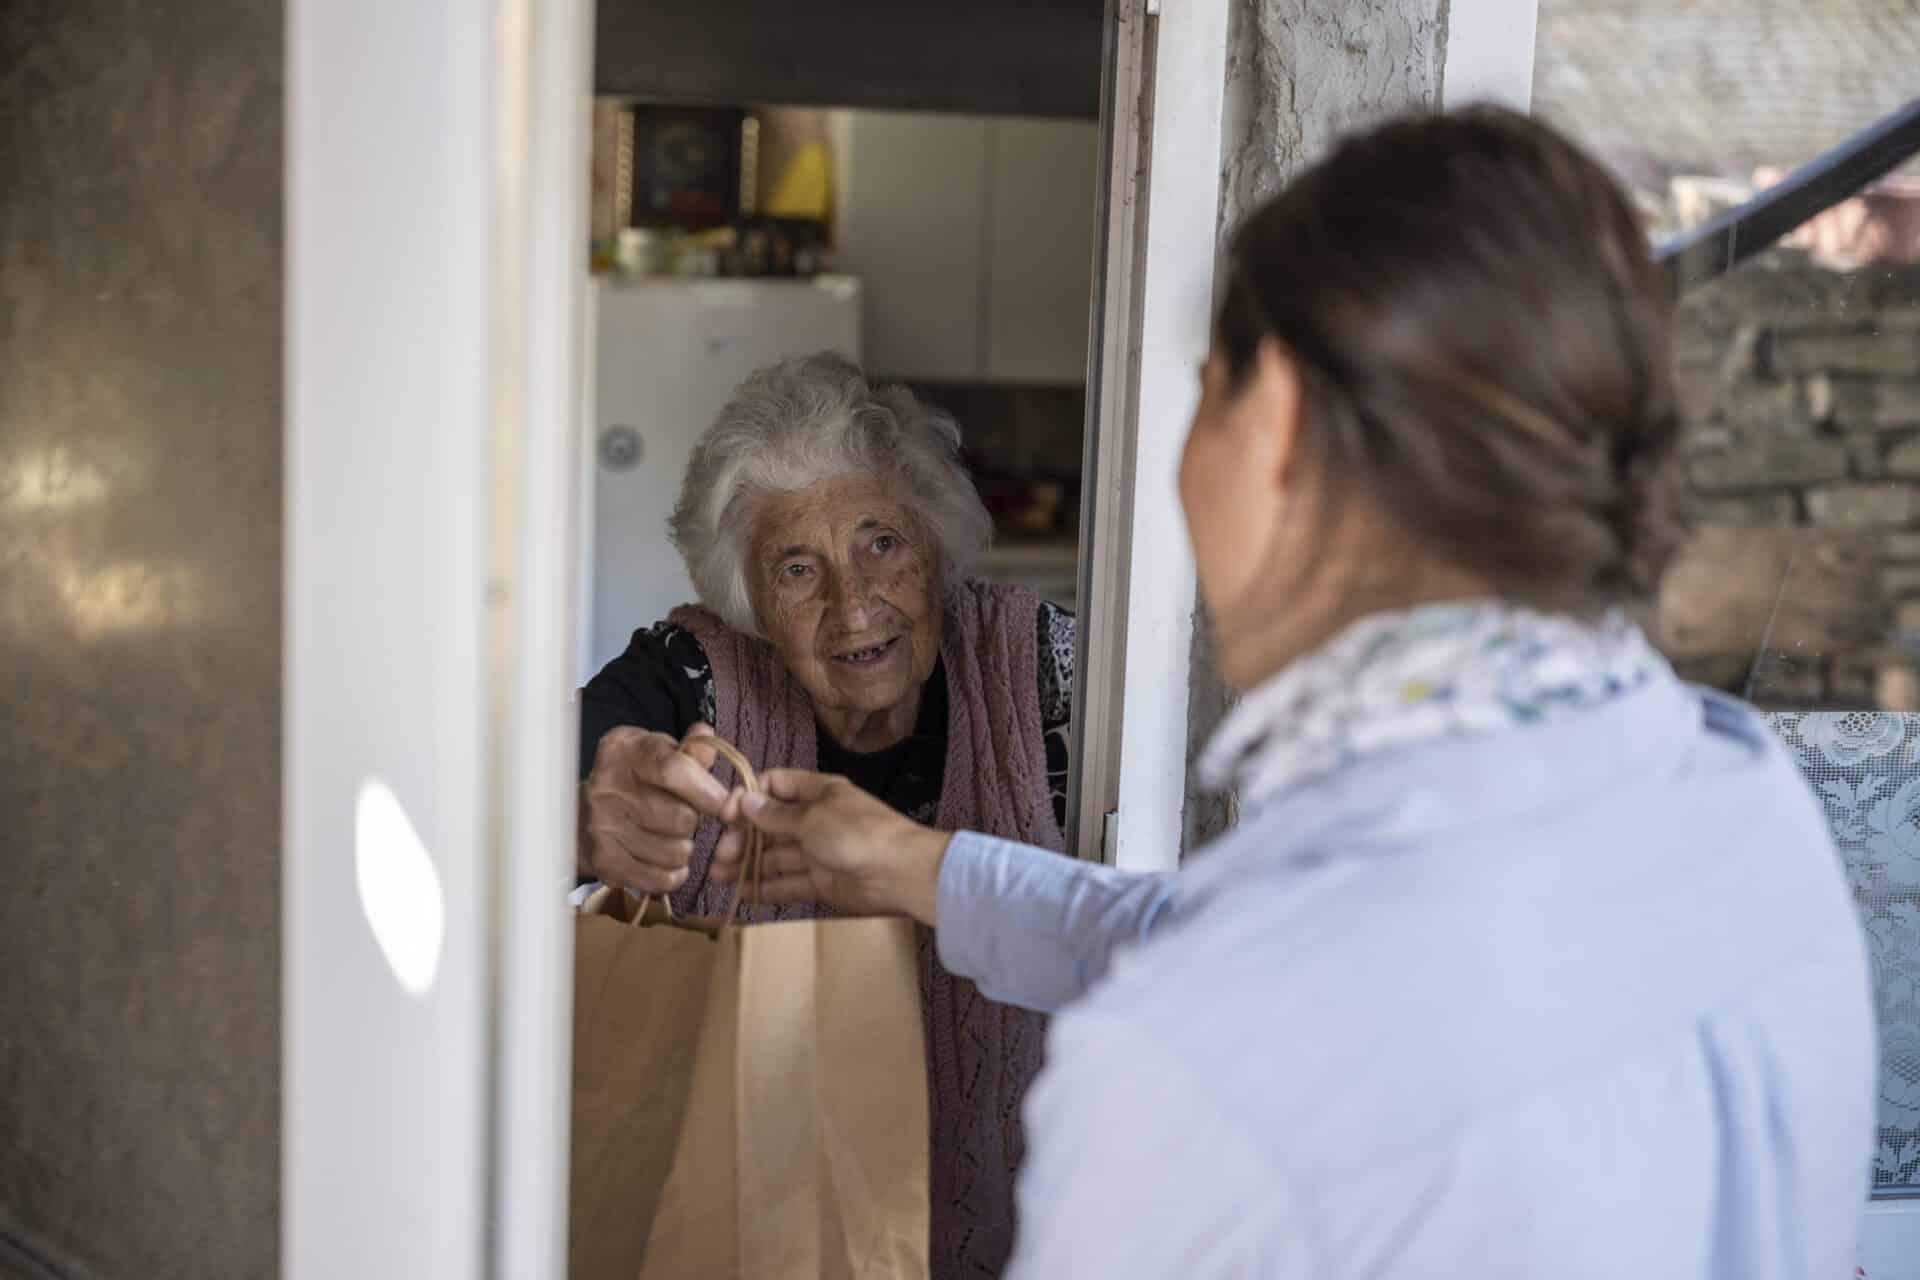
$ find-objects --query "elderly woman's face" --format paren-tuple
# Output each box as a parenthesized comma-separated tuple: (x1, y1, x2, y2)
(747, 474, 942, 740)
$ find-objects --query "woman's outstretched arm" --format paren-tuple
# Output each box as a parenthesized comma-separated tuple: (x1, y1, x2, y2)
(718, 769, 1181, 1013)
(932, 831, 1178, 1012)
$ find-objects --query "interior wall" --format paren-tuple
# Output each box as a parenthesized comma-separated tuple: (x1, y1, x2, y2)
(0, 1, 282, 1274)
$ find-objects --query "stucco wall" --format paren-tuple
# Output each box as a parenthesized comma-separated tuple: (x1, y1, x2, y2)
(1188, 0, 1449, 848)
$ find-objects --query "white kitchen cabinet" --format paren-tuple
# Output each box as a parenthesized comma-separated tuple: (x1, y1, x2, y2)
(832, 112, 991, 382)
(832, 111, 1098, 385)
(985, 119, 1099, 383)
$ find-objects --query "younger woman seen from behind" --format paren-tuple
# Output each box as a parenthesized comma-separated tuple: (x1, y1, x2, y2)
(717, 106, 1877, 1279)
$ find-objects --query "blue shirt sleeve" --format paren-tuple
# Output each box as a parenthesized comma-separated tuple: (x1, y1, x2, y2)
(933, 830, 1183, 1013)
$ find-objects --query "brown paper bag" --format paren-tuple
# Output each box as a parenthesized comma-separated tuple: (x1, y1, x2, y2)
(569, 886, 930, 1280)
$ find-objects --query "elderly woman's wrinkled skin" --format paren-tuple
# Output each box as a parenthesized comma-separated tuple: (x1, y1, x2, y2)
(747, 474, 943, 753)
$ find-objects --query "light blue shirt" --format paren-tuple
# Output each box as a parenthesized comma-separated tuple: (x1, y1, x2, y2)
(934, 673, 1877, 1278)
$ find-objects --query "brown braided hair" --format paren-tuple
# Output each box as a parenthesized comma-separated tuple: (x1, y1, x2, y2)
(1214, 105, 1684, 612)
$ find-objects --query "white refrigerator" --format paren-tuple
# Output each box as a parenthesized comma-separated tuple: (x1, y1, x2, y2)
(582, 275, 863, 681)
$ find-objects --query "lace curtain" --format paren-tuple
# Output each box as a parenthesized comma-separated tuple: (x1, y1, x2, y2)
(1767, 712, 1920, 1195)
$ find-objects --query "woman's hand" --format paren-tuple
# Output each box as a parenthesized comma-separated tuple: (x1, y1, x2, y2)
(711, 769, 951, 925)
(577, 723, 730, 894)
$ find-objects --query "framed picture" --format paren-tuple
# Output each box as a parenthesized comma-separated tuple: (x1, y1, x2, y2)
(626, 105, 748, 231)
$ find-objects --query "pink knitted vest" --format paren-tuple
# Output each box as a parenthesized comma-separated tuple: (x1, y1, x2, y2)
(668, 577, 1065, 1280)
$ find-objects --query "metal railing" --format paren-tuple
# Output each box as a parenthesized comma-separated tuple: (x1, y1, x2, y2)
(1656, 96, 1920, 295)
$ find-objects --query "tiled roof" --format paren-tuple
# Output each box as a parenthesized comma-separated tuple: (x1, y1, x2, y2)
(1532, 0, 1918, 180)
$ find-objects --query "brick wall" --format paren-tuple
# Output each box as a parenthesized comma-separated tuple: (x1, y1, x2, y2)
(1662, 252, 1920, 708)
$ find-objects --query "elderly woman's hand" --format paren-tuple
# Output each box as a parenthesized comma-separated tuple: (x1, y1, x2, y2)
(711, 770, 951, 925)
(578, 724, 731, 894)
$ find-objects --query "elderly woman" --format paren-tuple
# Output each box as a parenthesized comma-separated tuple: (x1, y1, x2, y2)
(576, 351, 1073, 1279)
(715, 109, 1877, 1277)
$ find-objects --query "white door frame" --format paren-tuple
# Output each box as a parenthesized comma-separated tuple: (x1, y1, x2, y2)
(1070, 0, 1231, 870)
(1862, 1197, 1920, 1278)
(1442, 0, 1540, 110)
(284, 0, 589, 1274)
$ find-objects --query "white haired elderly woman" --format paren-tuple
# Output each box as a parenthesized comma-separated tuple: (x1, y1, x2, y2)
(576, 351, 1075, 1279)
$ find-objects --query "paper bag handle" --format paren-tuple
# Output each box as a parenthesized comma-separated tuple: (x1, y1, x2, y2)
(683, 734, 766, 927)
(583, 734, 766, 929)
(581, 883, 681, 928)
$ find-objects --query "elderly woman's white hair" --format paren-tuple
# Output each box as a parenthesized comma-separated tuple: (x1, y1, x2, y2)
(669, 351, 993, 635)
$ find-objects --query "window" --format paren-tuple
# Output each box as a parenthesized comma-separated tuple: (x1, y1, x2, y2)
(1534, 0, 1920, 1260)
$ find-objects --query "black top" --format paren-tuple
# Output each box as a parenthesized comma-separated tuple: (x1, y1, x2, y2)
(579, 602, 1077, 828)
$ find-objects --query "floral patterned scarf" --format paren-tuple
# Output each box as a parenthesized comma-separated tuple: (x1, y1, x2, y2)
(1199, 599, 1667, 812)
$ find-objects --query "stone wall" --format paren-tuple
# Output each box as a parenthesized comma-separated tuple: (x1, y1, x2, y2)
(1662, 252, 1920, 708)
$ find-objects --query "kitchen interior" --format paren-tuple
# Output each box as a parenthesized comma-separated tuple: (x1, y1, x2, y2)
(581, 97, 1098, 678)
